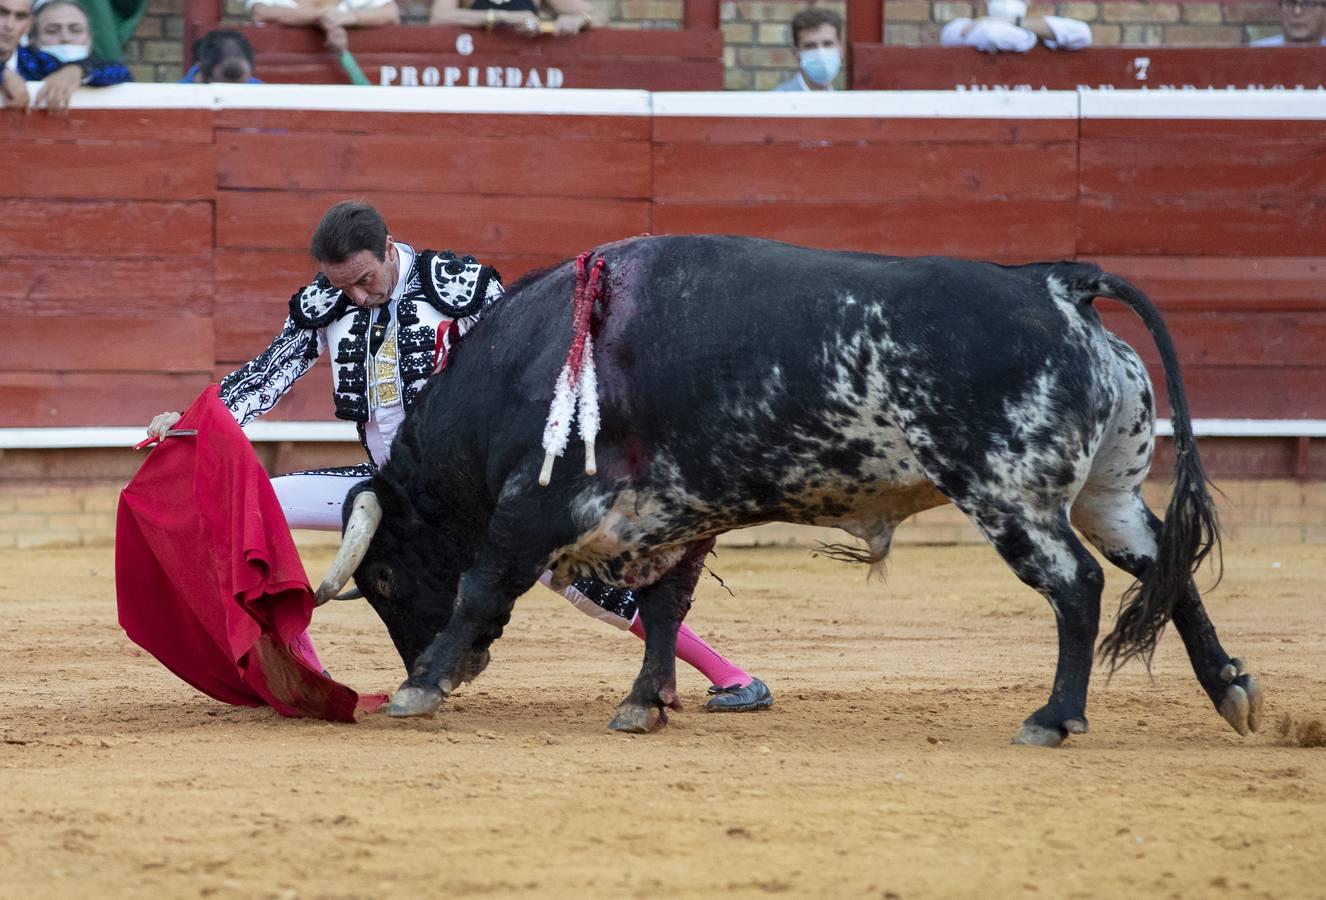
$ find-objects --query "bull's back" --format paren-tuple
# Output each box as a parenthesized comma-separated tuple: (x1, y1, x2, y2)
(431, 236, 1118, 510)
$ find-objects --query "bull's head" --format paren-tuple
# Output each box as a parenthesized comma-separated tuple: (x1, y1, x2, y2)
(314, 480, 469, 675)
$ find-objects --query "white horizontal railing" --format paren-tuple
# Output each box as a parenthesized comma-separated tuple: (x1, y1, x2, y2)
(0, 422, 358, 449)
(19, 82, 1326, 120)
(1, 420, 1323, 450)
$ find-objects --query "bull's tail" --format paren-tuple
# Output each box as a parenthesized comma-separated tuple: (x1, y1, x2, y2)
(1065, 266, 1222, 671)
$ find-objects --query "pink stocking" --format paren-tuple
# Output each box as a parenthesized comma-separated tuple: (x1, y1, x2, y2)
(629, 617, 751, 689)
(288, 630, 325, 673)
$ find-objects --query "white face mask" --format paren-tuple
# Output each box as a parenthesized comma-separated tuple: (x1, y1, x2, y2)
(986, 0, 1029, 23)
(799, 46, 841, 87)
(42, 42, 90, 63)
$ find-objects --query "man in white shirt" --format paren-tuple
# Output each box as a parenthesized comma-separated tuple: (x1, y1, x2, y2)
(1251, 0, 1326, 45)
(941, 0, 1092, 53)
(773, 7, 843, 92)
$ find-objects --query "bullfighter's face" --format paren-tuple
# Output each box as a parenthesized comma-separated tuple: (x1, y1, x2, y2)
(322, 239, 399, 309)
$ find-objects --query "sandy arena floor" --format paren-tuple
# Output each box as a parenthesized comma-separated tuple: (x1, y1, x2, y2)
(1, 540, 1323, 899)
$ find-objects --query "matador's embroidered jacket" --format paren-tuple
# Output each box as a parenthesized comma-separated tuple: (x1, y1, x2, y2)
(219, 243, 502, 441)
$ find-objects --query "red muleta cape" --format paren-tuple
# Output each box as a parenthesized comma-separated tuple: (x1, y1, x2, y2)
(115, 386, 386, 721)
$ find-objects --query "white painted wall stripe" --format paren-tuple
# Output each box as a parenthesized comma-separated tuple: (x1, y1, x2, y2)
(1080, 88, 1326, 121)
(3, 420, 1323, 449)
(31, 83, 1326, 120)
(652, 89, 1080, 118)
(31, 82, 653, 115)
(0, 422, 358, 449)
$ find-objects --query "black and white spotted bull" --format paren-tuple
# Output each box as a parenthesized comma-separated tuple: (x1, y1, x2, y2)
(316, 235, 1263, 747)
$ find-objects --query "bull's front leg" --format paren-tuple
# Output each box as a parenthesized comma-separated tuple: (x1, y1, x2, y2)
(387, 564, 530, 718)
(609, 538, 715, 734)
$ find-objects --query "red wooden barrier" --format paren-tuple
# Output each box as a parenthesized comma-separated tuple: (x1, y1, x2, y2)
(851, 47, 1326, 91)
(5, 87, 1326, 475)
(187, 22, 722, 90)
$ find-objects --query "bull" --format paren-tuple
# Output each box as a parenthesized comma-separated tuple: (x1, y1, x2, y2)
(317, 235, 1263, 747)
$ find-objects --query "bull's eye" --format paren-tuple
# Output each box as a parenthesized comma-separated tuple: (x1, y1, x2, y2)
(375, 571, 394, 599)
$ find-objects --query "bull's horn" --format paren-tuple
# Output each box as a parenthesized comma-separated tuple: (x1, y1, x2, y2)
(314, 492, 382, 607)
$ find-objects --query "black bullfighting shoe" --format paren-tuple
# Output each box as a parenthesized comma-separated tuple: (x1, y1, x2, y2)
(705, 677, 773, 712)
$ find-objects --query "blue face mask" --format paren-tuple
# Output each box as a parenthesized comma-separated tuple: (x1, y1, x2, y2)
(799, 47, 841, 87)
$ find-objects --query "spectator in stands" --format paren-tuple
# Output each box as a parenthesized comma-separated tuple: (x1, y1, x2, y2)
(428, 0, 596, 37)
(773, 7, 843, 92)
(941, 0, 1092, 53)
(246, 0, 401, 53)
(180, 29, 261, 83)
(1, 0, 131, 115)
(1252, 0, 1326, 45)
(38, 0, 142, 62)
(31, 0, 91, 61)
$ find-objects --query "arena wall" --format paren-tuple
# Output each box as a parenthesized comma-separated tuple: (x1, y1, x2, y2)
(4, 85, 1324, 546)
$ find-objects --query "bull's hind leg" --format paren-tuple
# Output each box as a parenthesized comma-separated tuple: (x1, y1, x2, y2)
(608, 537, 715, 734)
(1072, 488, 1263, 736)
(968, 509, 1105, 747)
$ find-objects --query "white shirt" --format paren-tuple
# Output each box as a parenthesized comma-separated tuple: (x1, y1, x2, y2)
(362, 241, 416, 462)
(1250, 34, 1326, 46)
(940, 16, 1092, 52)
(245, 0, 392, 11)
(772, 72, 835, 92)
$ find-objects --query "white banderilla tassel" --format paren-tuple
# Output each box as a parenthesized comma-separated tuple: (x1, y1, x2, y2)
(577, 334, 599, 476)
(539, 362, 578, 487)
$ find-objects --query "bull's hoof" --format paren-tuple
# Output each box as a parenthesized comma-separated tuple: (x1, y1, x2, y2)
(1218, 659, 1263, 736)
(608, 703, 667, 734)
(387, 685, 444, 718)
(1011, 717, 1084, 748)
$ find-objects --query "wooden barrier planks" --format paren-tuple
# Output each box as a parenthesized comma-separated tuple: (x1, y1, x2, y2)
(0, 373, 215, 426)
(0, 199, 213, 258)
(216, 130, 650, 199)
(1090, 256, 1326, 311)
(8, 142, 216, 202)
(224, 25, 724, 91)
(7, 317, 214, 373)
(654, 142, 1077, 203)
(0, 257, 214, 316)
(216, 191, 649, 256)
(1079, 110, 1326, 257)
(850, 46, 1326, 91)
(653, 198, 1079, 257)
(653, 95, 1079, 258)
(4, 87, 1326, 444)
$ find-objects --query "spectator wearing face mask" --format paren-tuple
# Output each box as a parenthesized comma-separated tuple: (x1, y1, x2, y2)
(31, 0, 90, 63)
(773, 7, 843, 92)
(53, 0, 145, 62)
(941, 0, 1092, 52)
(1251, 0, 1326, 45)
(2, 0, 131, 116)
(179, 29, 262, 83)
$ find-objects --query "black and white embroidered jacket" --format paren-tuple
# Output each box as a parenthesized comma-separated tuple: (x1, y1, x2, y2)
(219, 244, 502, 428)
